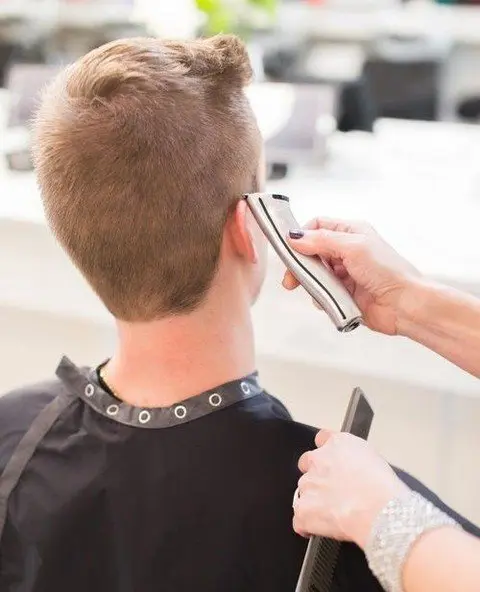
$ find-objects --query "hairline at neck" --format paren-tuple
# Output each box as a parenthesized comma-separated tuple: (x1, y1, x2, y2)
(102, 285, 256, 408)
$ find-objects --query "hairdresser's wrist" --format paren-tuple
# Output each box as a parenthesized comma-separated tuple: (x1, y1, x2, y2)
(395, 277, 480, 377)
(350, 479, 410, 550)
(395, 278, 440, 339)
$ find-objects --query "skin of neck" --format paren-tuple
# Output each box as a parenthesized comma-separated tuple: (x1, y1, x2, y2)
(102, 201, 266, 408)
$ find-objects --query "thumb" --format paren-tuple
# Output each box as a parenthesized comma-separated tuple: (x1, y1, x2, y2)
(288, 229, 354, 260)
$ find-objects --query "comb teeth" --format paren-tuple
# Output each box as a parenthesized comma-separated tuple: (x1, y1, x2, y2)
(295, 535, 342, 592)
(308, 538, 341, 592)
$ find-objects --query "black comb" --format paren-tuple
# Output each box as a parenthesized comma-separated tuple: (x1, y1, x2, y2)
(295, 388, 374, 592)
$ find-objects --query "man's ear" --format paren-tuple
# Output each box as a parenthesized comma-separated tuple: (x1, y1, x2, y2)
(228, 199, 259, 264)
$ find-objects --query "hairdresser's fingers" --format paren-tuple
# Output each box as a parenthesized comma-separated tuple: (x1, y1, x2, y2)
(298, 451, 313, 474)
(288, 229, 362, 260)
(298, 448, 330, 475)
(283, 264, 354, 304)
(315, 429, 334, 448)
(303, 217, 375, 236)
(330, 256, 344, 269)
(332, 263, 349, 280)
(282, 270, 299, 290)
(282, 223, 353, 290)
(282, 255, 340, 282)
(283, 266, 351, 300)
(343, 276, 356, 296)
(293, 511, 316, 538)
(293, 492, 332, 539)
(297, 472, 328, 498)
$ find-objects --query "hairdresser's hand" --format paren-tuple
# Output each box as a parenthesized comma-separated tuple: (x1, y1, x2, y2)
(293, 431, 409, 548)
(283, 219, 421, 335)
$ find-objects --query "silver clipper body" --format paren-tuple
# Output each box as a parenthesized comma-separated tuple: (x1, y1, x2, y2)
(245, 193, 362, 332)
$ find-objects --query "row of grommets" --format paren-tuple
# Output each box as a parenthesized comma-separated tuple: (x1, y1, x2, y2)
(82, 380, 252, 424)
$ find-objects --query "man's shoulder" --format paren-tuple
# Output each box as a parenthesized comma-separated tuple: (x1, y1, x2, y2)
(237, 391, 319, 453)
(0, 377, 64, 417)
(0, 378, 66, 467)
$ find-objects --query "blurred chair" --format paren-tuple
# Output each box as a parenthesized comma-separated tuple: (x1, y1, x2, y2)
(363, 35, 452, 122)
(457, 96, 480, 122)
(0, 42, 17, 88)
(363, 58, 441, 121)
(263, 40, 376, 133)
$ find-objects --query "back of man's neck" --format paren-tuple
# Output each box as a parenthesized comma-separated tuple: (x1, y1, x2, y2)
(103, 302, 256, 408)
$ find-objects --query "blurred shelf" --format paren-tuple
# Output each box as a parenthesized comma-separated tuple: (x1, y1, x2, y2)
(0, 1, 31, 22)
(0, 0, 139, 28)
(57, 3, 139, 30)
(278, 1, 480, 46)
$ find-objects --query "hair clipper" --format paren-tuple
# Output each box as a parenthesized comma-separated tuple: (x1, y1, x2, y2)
(244, 193, 362, 332)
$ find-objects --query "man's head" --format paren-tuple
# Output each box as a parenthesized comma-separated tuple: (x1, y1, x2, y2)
(33, 35, 266, 322)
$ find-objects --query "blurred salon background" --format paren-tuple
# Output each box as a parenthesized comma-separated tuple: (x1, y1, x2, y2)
(2, 0, 480, 522)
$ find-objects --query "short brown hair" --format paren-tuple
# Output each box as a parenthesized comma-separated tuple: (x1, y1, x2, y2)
(33, 35, 261, 320)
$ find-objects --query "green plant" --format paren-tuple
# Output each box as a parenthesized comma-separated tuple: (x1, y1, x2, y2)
(196, 0, 277, 38)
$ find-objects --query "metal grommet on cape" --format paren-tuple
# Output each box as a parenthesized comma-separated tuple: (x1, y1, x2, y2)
(84, 384, 95, 398)
(174, 405, 187, 420)
(241, 382, 250, 395)
(209, 393, 222, 407)
(208, 393, 222, 407)
(138, 410, 151, 424)
(106, 404, 119, 416)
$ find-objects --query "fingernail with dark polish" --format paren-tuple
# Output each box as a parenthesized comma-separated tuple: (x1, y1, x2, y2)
(289, 230, 304, 239)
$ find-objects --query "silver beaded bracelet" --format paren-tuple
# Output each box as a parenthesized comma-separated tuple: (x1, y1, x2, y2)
(364, 491, 461, 592)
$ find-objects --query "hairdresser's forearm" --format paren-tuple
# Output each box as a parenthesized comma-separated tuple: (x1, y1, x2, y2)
(397, 280, 480, 377)
(402, 526, 480, 592)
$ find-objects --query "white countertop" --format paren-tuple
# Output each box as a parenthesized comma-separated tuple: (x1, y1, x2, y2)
(2, 118, 480, 396)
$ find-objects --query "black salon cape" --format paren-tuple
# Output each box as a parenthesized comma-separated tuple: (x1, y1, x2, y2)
(0, 364, 479, 592)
